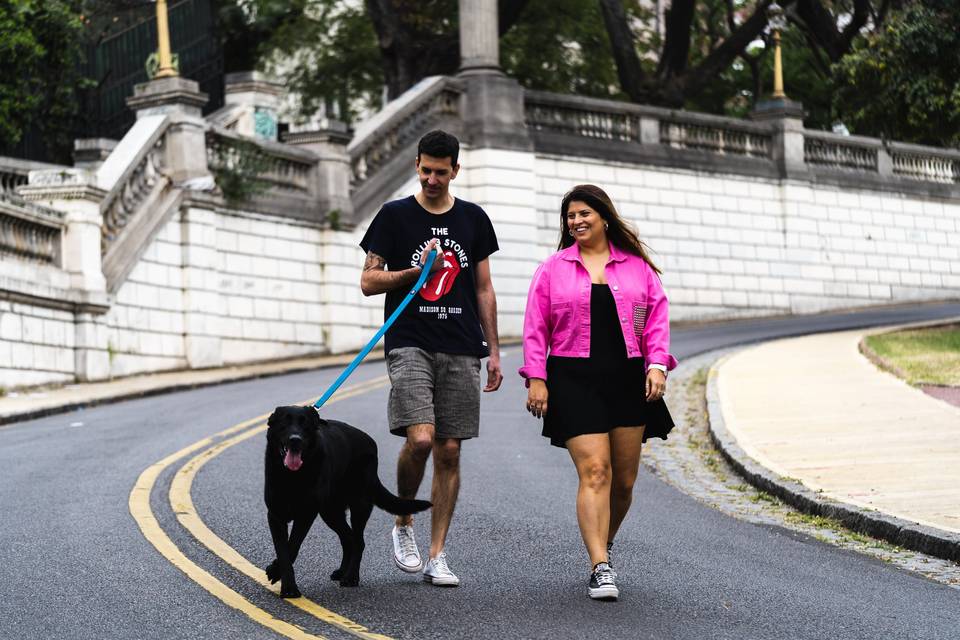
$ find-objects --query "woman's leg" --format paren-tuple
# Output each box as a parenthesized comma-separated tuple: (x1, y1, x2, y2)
(566, 433, 613, 567)
(607, 426, 645, 545)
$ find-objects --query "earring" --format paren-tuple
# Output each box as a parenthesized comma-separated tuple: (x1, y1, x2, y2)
(604, 222, 609, 230)
(568, 229, 575, 237)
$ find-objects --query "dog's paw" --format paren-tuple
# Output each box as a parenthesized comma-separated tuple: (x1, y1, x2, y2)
(280, 581, 302, 598)
(338, 575, 360, 588)
(266, 560, 281, 584)
(329, 568, 344, 581)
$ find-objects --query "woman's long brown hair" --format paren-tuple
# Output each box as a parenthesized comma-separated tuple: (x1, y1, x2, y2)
(559, 184, 661, 275)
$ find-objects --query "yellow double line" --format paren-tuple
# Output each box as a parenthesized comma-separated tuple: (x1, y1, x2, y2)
(129, 376, 394, 640)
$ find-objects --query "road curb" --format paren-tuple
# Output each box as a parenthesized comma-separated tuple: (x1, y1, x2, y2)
(0, 338, 523, 428)
(0, 359, 348, 428)
(705, 351, 960, 564)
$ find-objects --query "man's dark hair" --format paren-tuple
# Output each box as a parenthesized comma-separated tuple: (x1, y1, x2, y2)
(417, 130, 459, 166)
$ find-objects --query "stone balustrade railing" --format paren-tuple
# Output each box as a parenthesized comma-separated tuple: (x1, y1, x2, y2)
(206, 127, 318, 213)
(347, 76, 463, 216)
(100, 134, 169, 255)
(523, 90, 960, 195)
(803, 131, 879, 172)
(1, 158, 66, 196)
(660, 114, 771, 159)
(0, 196, 64, 265)
(888, 142, 960, 184)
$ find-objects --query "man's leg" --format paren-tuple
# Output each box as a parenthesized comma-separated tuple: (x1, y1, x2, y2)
(428, 437, 461, 559)
(396, 423, 435, 527)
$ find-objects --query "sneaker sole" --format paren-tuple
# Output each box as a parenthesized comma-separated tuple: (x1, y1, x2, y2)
(394, 556, 423, 573)
(588, 585, 619, 600)
(423, 575, 460, 587)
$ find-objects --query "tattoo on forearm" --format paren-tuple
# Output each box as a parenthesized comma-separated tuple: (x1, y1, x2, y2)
(363, 251, 385, 272)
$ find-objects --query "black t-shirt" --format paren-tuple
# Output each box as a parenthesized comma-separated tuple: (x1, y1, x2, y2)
(359, 195, 499, 357)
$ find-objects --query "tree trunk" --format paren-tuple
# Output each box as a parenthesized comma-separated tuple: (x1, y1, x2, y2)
(597, 0, 649, 103)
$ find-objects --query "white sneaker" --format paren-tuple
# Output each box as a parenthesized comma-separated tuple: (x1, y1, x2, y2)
(422, 552, 460, 587)
(392, 525, 422, 573)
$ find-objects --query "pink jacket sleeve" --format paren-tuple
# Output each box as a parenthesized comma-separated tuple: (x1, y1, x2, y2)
(642, 266, 678, 373)
(518, 261, 551, 383)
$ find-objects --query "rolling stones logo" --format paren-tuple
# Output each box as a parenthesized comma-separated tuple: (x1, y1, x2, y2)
(420, 249, 461, 301)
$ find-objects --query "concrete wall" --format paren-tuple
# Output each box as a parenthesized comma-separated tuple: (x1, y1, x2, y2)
(531, 153, 960, 322)
(3, 142, 959, 390)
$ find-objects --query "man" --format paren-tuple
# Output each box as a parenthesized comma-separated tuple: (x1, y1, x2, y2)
(359, 129, 502, 587)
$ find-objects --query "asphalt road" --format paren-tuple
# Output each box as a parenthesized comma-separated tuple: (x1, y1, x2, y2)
(2, 302, 959, 640)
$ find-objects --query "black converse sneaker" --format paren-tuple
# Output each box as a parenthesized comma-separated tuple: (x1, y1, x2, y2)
(588, 562, 619, 600)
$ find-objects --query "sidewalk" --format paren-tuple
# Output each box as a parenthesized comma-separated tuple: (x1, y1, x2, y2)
(709, 322, 960, 562)
(0, 351, 374, 426)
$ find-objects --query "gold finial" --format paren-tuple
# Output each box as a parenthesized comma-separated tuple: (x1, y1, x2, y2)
(155, 0, 178, 78)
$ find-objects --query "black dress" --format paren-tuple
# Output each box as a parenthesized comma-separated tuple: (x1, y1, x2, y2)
(542, 284, 675, 448)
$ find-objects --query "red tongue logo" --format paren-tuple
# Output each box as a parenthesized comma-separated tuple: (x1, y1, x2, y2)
(421, 250, 460, 302)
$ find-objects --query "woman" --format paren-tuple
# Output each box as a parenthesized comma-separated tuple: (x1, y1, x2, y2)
(519, 184, 677, 601)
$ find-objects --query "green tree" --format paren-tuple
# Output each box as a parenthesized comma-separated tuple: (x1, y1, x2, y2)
(832, 0, 960, 146)
(0, 0, 89, 160)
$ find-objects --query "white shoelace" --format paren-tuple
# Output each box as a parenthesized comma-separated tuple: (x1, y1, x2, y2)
(397, 528, 418, 558)
(593, 564, 616, 586)
(432, 552, 452, 575)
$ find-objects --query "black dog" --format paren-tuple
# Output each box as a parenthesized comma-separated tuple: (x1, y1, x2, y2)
(264, 405, 430, 596)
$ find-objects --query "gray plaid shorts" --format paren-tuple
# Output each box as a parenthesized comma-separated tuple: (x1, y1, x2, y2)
(385, 347, 482, 439)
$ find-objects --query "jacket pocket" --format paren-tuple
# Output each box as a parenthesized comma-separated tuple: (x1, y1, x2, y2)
(551, 301, 574, 342)
(632, 301, 648, 338)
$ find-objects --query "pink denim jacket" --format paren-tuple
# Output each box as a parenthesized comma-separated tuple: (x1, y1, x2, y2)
(519, 242, 678, 382)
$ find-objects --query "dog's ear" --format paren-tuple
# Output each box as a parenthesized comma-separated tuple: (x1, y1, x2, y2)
(267, 406, 288, 430)
(310, 407, 322, 427)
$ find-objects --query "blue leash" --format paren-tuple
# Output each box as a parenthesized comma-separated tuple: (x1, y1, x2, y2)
(313, 249, 437, 410)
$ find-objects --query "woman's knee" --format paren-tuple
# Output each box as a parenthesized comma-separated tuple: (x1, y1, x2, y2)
(579, 460, 612, 491)
(611, 475, 636, 501)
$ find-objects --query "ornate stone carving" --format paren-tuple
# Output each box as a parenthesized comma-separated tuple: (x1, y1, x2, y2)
(100, 136, 168, 255)
(0, 200, 64, 264)
(803, 135, 877, 172)
(349, 81, 462, 189)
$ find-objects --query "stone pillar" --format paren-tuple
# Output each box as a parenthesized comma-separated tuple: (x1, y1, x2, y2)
(180, 197, 223, 369)
(751, 98, 807, 178)
(459, 0, 499, 73)
(126, 77, 210, 185)
(73, 138, 117, 172)
(457, 0, 531, 151)
(19, 169, 111, 381)
(283, 120, 354, 226)
(223, 71, 283, 141)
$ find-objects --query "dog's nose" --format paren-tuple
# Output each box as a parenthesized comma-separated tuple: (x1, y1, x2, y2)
(287, 435, 303, 451)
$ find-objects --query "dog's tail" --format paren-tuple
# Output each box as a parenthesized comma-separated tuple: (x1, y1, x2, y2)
(371, 475, 431, 515)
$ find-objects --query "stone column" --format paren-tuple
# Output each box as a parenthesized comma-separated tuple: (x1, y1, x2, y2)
(457, 0, 531, 151)
(73, 139, 117, 172)
(459, 0, 499, 73)
(223, 71, 283, 141)
(19, 169, 111, 381)
(751, 98, 807, 179)
(283, 120, 354, 226)
(126, 77, 210, 185)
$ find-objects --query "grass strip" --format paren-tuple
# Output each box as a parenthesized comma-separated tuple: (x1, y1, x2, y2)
(863, 324, 960, 386)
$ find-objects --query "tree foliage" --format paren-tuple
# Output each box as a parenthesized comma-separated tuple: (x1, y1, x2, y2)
(832, 0, 960, 146)
(0, 0, 89, 159)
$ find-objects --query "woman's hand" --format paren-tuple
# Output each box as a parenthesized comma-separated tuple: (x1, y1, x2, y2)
(526, 378, 548, 418)
(645, 368, 666, 402)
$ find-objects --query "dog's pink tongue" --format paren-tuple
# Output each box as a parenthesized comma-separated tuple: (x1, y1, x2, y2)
(284, 450, 303, 471)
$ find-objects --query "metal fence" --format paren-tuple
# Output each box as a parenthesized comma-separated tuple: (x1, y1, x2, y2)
(81, 0, 224, 141)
